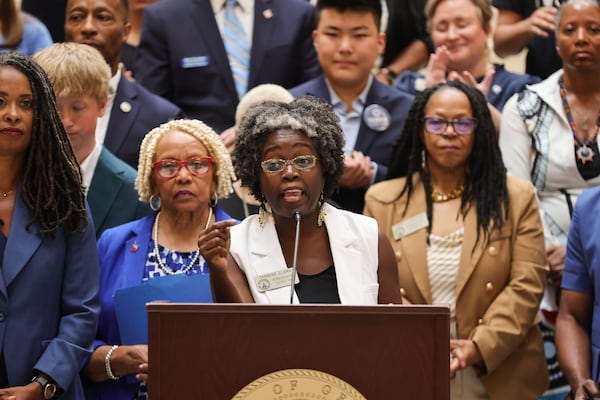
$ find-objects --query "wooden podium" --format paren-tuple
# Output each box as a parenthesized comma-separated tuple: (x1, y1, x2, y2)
(147, 303, 450, 399)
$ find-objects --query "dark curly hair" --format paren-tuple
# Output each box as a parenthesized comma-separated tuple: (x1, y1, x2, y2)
(234, 95, 345, 204)
(1, 51, 87, 236)
(387, 81, 508, 248)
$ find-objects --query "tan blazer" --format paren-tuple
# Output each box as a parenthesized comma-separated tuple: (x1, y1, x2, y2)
(364, 174, 549, 400)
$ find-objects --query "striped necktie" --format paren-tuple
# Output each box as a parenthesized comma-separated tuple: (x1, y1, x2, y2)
(223, 0, 250, 99)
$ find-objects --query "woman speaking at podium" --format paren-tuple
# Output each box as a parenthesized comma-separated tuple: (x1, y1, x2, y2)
(202, 96, 401, 305)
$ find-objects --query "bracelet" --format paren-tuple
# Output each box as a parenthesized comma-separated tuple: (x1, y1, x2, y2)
(104, 345, 120, 380)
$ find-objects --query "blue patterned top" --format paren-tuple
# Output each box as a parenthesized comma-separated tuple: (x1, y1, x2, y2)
(143, 240, 208, 281)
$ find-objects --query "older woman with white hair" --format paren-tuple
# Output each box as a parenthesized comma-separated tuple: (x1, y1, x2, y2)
(83, 119, 236, 400)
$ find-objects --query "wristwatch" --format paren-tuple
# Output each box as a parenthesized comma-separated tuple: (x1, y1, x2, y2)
(380, 67, 398, 81)
(31, 375, 57, 400)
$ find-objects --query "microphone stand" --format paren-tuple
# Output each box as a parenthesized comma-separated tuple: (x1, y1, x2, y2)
(290, 209, 302, 304)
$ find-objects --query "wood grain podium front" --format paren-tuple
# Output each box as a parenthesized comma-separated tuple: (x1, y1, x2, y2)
(147, 303, 450, 399)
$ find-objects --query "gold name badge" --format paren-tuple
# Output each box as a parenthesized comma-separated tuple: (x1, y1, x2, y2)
(232, 369, 366, 400)
(392, 212, 428, 240)
(255, 269, 299, 293)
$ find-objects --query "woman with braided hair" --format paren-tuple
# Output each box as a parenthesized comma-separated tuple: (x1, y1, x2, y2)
(86, 118, 236, 400)
(364, 81, 549, 399)
(0, 51, 99, 399)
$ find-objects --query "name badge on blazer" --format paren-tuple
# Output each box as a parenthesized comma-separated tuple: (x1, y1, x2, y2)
(181, 56, 210, 69)
(392, 212, 428, 240)
(255, 269, 299, 293)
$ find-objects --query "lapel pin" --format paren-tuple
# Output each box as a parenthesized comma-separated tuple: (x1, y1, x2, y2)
(263, 8, 273, 19)
(120, 101, 132, 113)
(131, 241, 139, 253)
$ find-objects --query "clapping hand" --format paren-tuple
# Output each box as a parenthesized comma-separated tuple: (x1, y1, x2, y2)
(425, 46, 450, 89)
(340, 151, 374, 189)
(447, 68, 495, 98)
(526, 6, 558, 39)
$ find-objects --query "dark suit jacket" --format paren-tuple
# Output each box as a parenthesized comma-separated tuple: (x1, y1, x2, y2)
(104, 75, 181, 168)
(1, 187, 99, 399)
(135, 0, 320, 133)
(87, 147, 152, 238)
(290, 75, 414, 213)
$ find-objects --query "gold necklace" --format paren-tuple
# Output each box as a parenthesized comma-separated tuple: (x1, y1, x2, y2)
(431, 185, 464, 203)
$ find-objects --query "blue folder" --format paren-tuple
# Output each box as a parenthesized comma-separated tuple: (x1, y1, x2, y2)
(114, 273, 213, 344)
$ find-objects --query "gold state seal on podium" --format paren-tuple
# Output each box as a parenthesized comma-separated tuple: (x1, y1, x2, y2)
(232, 368, 366, 400)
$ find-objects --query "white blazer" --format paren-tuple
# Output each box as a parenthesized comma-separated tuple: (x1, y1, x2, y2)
(230, 203, 380, 304)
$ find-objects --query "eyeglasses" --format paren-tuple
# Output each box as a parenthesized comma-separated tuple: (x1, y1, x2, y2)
(152, 156, 214, 178)
(260, 155, 318, 174)
(423, 117, 478, 136)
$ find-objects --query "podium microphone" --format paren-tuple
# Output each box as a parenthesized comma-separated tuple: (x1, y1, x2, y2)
(290, 209, 302, 304)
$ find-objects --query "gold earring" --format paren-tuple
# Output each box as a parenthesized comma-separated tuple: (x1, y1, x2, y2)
(258, 207, 265, 228)
(258, 195, 268, 228)
(317, 206, 326, 227)
(317, 192, 326, 227)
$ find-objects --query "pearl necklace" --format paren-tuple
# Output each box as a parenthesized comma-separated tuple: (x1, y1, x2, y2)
(152, 208, 213, 275)
(431, 185, 464, 203)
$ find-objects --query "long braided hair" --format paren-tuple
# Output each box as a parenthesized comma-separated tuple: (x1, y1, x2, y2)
(1, 52, 87, 236)
(387, 81, 508, 248)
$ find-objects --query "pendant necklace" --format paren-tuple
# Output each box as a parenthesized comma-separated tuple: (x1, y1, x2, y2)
(558, 77, 600, 164)
(152, 207, 213, 275)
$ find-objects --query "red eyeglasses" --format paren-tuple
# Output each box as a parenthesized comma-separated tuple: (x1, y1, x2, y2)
(152, 156, 214, 178)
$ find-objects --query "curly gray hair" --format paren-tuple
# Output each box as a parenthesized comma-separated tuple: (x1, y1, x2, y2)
(234, 95, 345, 202)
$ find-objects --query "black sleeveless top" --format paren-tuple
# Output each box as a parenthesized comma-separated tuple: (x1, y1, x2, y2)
(295, 265, 341, 304)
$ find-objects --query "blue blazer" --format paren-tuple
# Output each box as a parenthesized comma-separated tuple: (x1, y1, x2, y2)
(135, 0, 321, 133)
(90, 206, 232, 400)
(87, 147, 152, 238)
(104, 75, 182, 168)
(290, 75, 414, 213)
(563, 186, 600, 382)
(1, 187, 99, 398)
